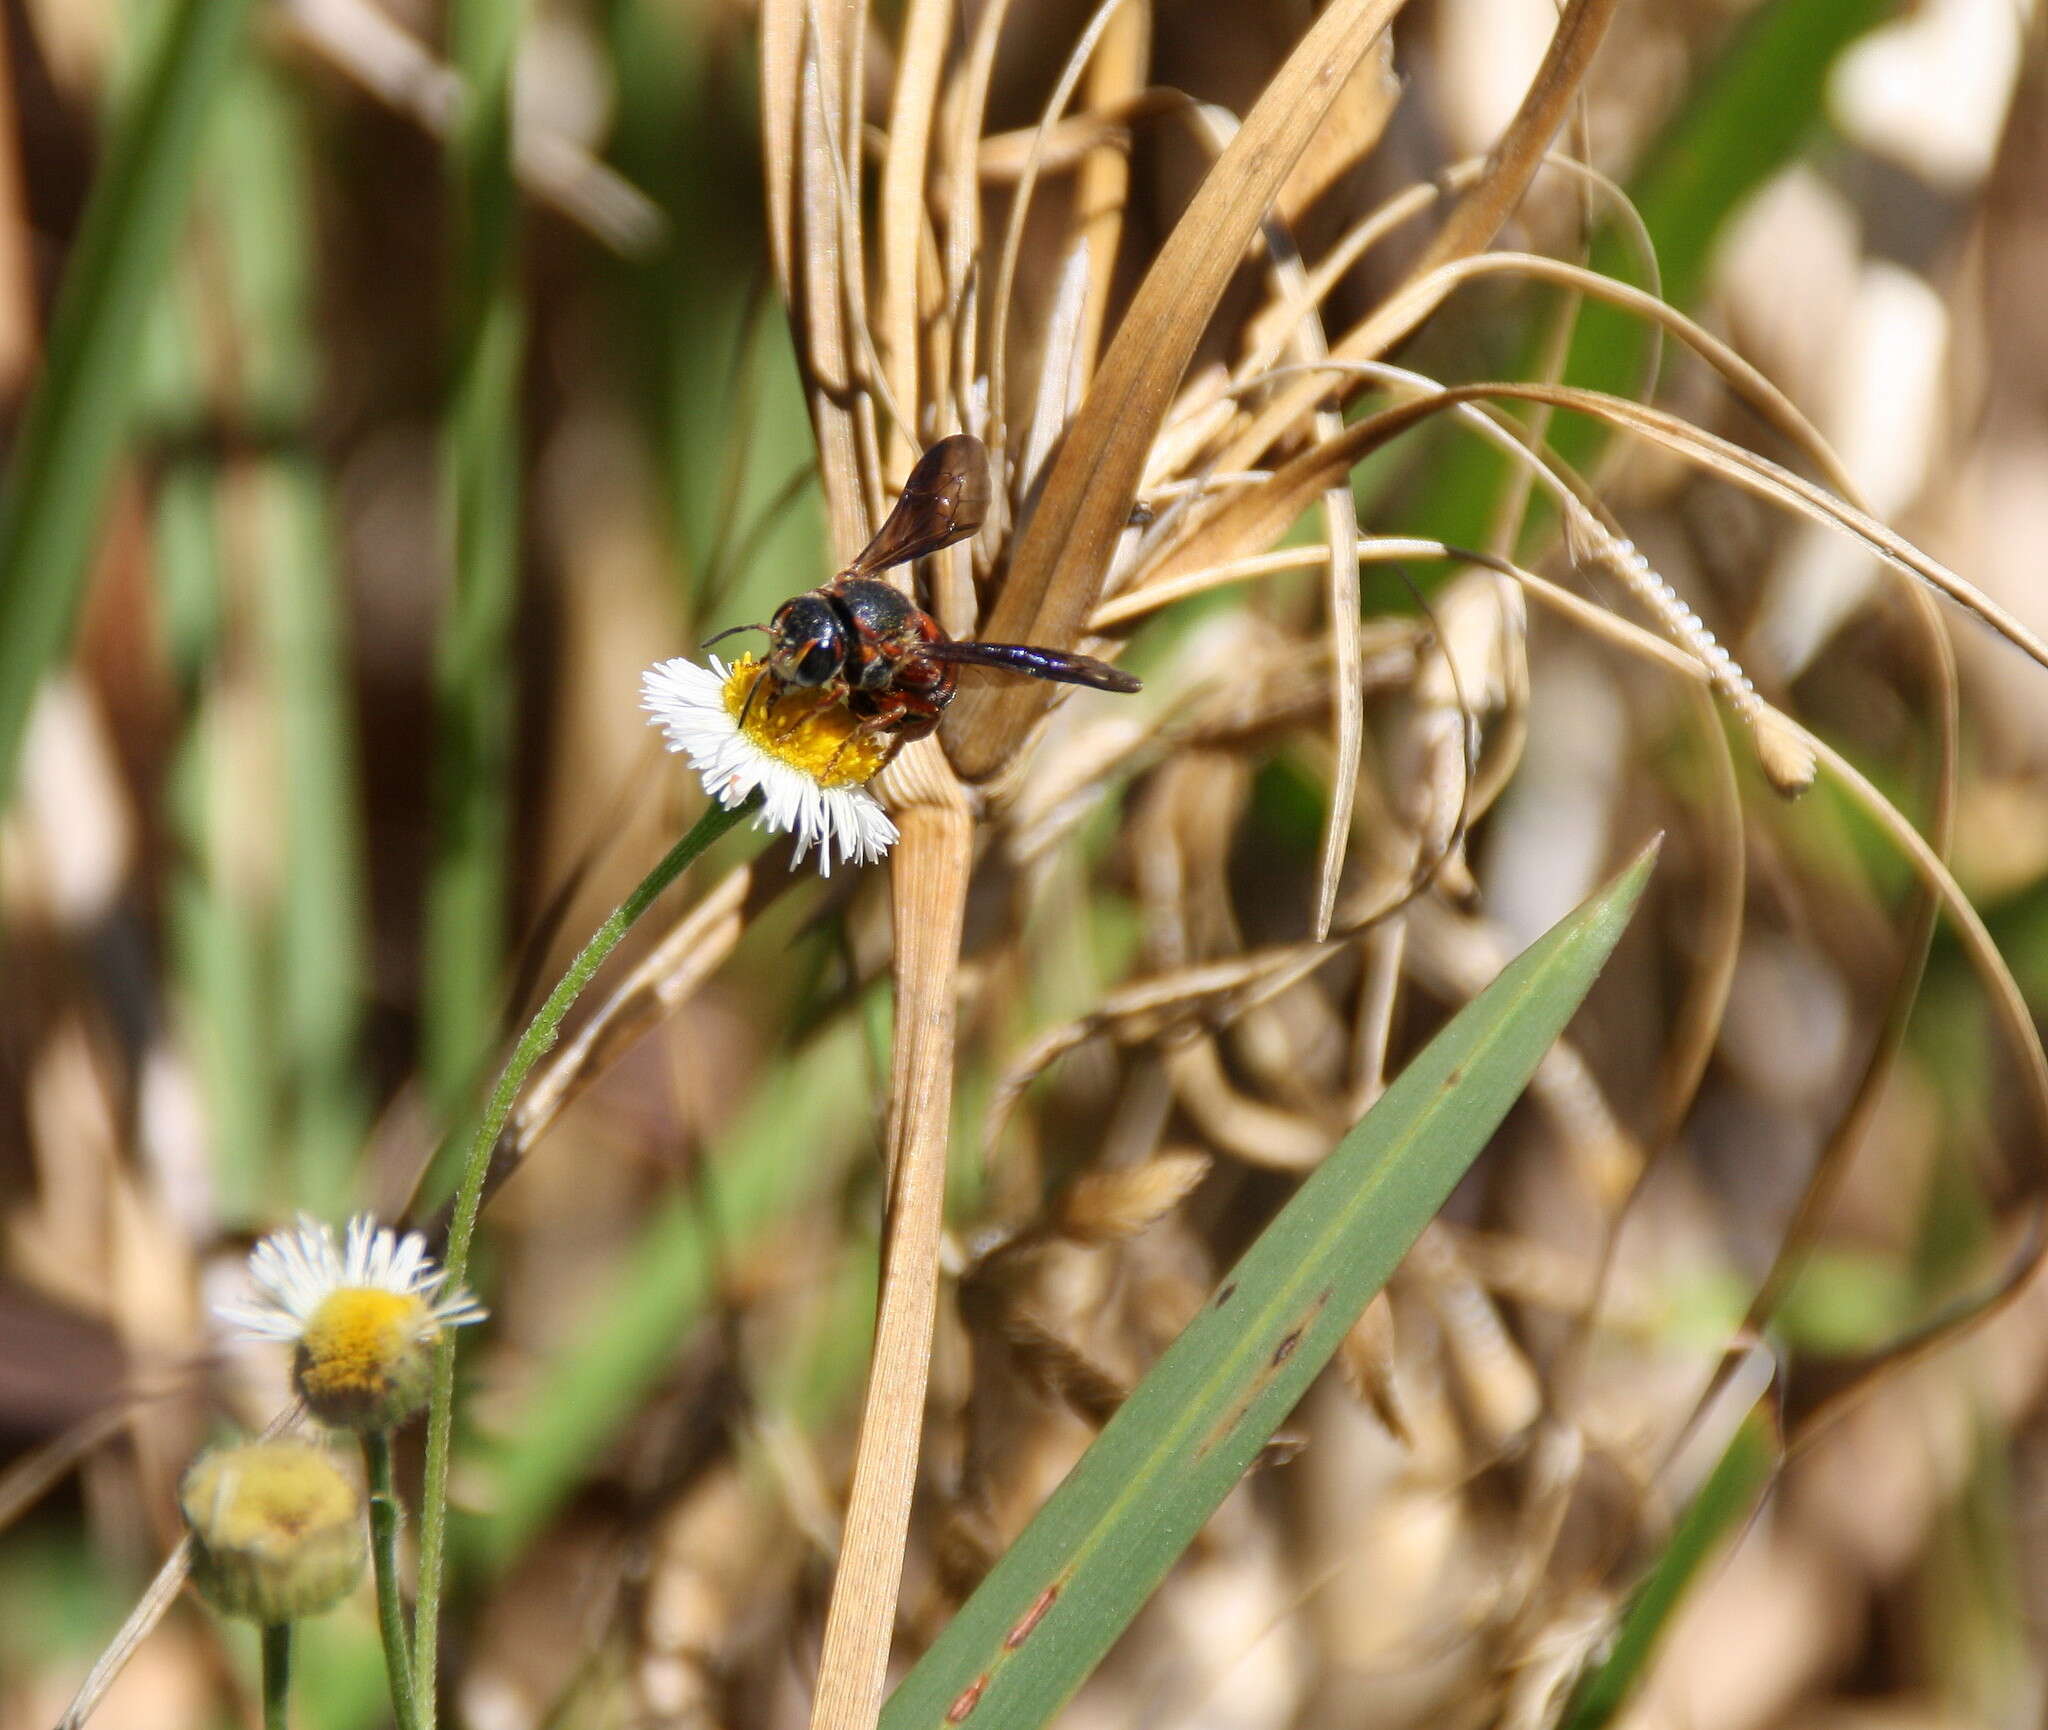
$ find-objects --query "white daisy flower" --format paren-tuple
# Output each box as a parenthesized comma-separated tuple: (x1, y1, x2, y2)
(640, 653, 898, 875)
(217, 1215, 484, 1430)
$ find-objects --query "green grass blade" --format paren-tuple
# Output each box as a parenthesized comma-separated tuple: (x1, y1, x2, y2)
(881, 840, 1661, 1730)
(216, 62, 370, 1216)
(149, 273, 270, 1223)
(149, 59, 368, 1223)
(0, 0, 258, 812)
(602, 0, 823, 623)
(1561, 1409, 1778, 1730)
(423, 0, 527, 1115)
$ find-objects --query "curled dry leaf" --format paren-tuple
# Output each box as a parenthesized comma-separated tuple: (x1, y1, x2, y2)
(1056, 1152, 1212, 1245)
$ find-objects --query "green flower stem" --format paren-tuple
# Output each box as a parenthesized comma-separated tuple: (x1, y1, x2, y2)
(261, 1622, 292, 1730)
(410, 795, 754, 1722)
(362, 1431, 419, 1730)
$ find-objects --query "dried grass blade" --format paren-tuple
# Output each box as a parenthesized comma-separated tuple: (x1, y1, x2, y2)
(984, 0, 1139, 468)
(1275, 26, 1397, 227)
(1071, 4, 1150, 377)
(1405, 0, 1620, 284)
(760, 0, 803, 296)
(414, 856, 794, 1235)
(509, 859, 784, 1152)
(1678, 601, 1957, 1464)
(55, 1538, 194, 1730)
(1017, 243, 1093, 501)
(1212, 153, 1647, 474)
(879, 0, 954, 472)
(1777, 734, 2047, 1435)
(1390, 252, 1834, 482)
(939, 0, 1017, 333)
(1410, 532, 2031, 1492)
(798, 44, 874, 559)
(1543, 675, 1743, 1445)
(944, 0, 1409, 778)
(0, 1400, 132, 1531)
(1151, 378, 2048, 684)
(1486, 383, 2048, 670)
(1287, 285, 1362, 944)
(275, 0, 664, 255)
(976, 91, 1196, 182)
(1498, 573, 2048, 1378)
(808, 800, 974, 1730)
(1170, 91, 1363, 940)
(476, 1017, 874, 1559)
(56, 1404, 299, 1730)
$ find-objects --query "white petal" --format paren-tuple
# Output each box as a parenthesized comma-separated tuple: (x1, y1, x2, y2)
(215, 1213, 486, 1343)
(640, 655, 896, 877)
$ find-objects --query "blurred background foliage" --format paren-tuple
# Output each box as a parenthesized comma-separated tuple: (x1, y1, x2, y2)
(1, 1, 2046, 1727)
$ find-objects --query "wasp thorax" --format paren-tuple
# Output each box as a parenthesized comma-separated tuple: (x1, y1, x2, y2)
(768, 595, 848, 687)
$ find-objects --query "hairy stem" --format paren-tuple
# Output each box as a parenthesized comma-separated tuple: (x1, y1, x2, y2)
(261, 1623, 292, 1730)
(411, 795, 754, 1721)
(362, 1431, 419, 1730)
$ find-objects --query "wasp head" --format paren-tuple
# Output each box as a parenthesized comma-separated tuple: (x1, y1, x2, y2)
(767, 593, 848, 688)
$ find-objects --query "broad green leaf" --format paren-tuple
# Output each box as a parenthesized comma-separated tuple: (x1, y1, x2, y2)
(0, 0, 258, 811)
(882, 840, 1660, 1730)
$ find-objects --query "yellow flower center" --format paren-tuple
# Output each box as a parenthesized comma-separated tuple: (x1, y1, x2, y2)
(185, 1444, 360, 1555)
(298, 1287, 433, 1404)
(179, 1441, 366, 1621)
(723, 655, 891, 789)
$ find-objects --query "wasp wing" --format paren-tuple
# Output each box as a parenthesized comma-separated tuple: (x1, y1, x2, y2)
(843, 434, 992, 578)
(927, 638, 1141, 693)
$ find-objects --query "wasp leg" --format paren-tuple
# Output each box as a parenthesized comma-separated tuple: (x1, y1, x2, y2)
(819, 729, 863, 782)
(762, 672, 862, 745)
(818, 691, 936, 780)
(820, 711, 902, 782)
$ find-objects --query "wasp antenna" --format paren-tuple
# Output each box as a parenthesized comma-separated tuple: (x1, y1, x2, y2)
(703, 622, 769, 649)
(737, 663, 773, 731)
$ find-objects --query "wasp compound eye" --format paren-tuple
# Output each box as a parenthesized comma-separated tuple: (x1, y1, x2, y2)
(770, 596, 846, 687)
(794, 638, 840, 684)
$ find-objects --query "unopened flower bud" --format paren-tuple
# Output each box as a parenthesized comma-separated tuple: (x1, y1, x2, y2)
(179, 1441, 366, 1622)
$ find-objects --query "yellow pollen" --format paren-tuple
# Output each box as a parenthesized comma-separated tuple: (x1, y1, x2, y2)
(298, 1287, 433, 1401)
(723, 655, 891, 788)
